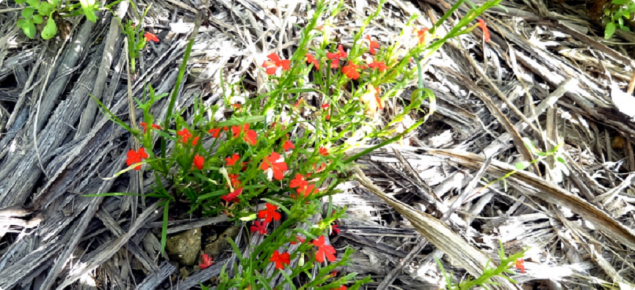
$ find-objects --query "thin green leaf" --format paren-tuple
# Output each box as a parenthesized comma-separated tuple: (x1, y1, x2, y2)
(161, 201, 169, 256)
(605, 22, 616, 39)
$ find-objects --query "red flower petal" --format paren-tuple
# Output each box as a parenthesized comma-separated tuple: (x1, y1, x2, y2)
(312, 236, 337, 263)
(250, 220, 268, 234)
(283, 140, 295, 151)
(221, 187, 242, 203)
(305, 53, 320, 69)
(244, 130, 258, 146)
(193, 154, 204, 170)
(208, 128, 221, 138)
(267, 53, 281, 63)
(226, 154, 240, 166)
(477, 19, 490, 42)
(342, 63, 360, 80)
(260, 152, 288, 181)
(515, 259, 525, 274)
(143, 32, 160, 43)
(199, 253, 214, 270)
(365, 35, 380, 55)
(368, 60, 388, 72)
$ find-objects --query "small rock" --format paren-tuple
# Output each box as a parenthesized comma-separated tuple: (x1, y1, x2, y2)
(166, 228, 202, 266)
(204, 226, 240, 257)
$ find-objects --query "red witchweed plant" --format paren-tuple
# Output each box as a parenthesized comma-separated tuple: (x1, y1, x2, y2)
(90, 0, 503, 288)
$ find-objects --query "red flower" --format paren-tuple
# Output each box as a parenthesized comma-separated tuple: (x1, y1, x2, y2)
(231, 124, 246, 138)
(233, 103, 241, 109)
(365, 35, 380, 55)
(342, 63, 360, 80)
(144, 31, 160, 43)
(270, 250, 290, 270)
(322, 103, 330, 110)
(232, 124, 257, 145)
(295, 184, 318, 199)
(193, 154, 204, 170)
(244, 129, 258, 146)
(126, 148, 149, 170)
(326, 115, 330, 121)
(318, 147, 329, 156)
(250, 220, 268, 235)
(208, 128, 221, 138)
(258, 203, 281, 222)
(152, 124, 161, 130)
(192, 136, 199, 146)
(260, 152, 288, 181)
(226, 154, 240, 166)
(515, 259, 525, 274)
(229, 173, 241, 187)
(283, 140, 295, 151)
(294, 98, 304, 108)
(177, 128, 192, 144)
(290, 236, 306, 245)
(139, 122, 148, 133)
(326, 45, 347, 68)
(306, 53, 320, 69)
(477, 19, 490, 42)
(360, 84, 384, 115)
(290, 174, 308, 189)
(368, 60, 388, 72)
(221, 187, 242, 203)
(415, 27, 429, 44)
(312, 236, 337, 263)
(262, 53, 291, 75)
(330, 286, 346, 290)
(313, 162, 327, 173)
(199, 253, 214, 270)
(331, 224, 340, 235)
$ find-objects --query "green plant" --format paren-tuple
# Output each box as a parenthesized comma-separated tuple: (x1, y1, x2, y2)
(15, 0, 99, 39)
(105, 1, 154, 77)
(437, 241, 527, 290)
(87, 0, 500, 288)
(604, 0, 635, 39)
